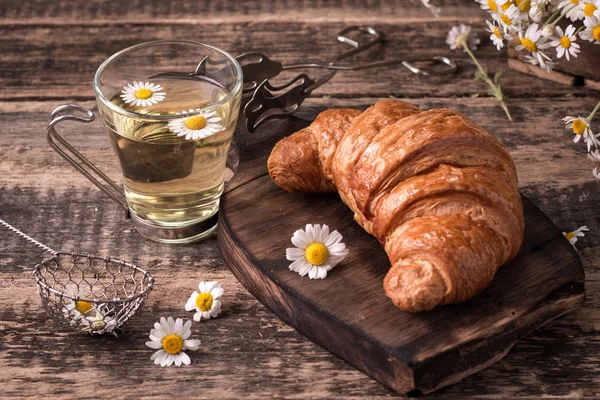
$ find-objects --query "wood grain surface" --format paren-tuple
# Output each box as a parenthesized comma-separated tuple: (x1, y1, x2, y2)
(1, 1, 600, 399)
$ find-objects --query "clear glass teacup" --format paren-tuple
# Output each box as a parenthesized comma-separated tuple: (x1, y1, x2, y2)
(45, 40, 243, 244)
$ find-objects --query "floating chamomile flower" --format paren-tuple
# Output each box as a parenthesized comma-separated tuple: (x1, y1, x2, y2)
(581, 16, 600, 42)
(168, 109, 224, 141)
(146, 317, 201, 367)
(563, 115, 597, 150)
(185, 281, 223, 321)
(486, 20, 505, 50)
(563, 225, 589, 248)
(120, 81, 166, 107)
(551, 25, 581, 61)
(286, 224, 349, 280)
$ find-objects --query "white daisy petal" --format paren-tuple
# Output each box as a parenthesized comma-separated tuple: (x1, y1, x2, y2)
(180, 352, 191, 365)
(210, 286, 224, 299)
(286, 247, 305, 260)
(291, 229, 311, 249)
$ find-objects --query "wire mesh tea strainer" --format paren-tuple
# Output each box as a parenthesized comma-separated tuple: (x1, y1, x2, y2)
(0, 218, 154, 335)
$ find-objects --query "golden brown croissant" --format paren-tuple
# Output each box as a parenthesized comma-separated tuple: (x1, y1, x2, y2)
(267, 100, 524, 312)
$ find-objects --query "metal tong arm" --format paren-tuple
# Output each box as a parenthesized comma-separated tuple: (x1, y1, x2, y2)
(45, 105, 129, 213)
(238, 26, 383, 93)
(284, 56, 457, 74)
(303, 56, 456, 95)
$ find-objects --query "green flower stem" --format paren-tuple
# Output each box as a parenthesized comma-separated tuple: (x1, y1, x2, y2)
(543, 8, 564, 26)
(460, 42, 512, 121)
(588, 99, 600, 122)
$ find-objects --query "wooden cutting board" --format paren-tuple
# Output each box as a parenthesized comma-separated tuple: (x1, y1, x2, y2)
(217, 116, 585, 396)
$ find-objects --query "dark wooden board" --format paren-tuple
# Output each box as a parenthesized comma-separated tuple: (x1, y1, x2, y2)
(218, 116, 586, 396)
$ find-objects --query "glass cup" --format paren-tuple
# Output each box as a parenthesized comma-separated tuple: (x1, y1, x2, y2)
(45, 40, 243, 244)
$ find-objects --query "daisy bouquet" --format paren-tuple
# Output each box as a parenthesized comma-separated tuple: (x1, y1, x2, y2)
(477, 0, 600, 72)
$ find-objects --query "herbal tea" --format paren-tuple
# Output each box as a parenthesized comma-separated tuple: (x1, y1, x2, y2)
(97, 77, 239, 240)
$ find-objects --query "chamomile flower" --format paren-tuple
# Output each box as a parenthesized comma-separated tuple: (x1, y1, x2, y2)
(63, 299, 91, 325)
(558, 0, 585, 20)
(486, 20, 506, 49)
(478, 0, 511, 13)
(551, 25, 581, 60)
(581, 16, 600, 42)
(146, 317, 200, 367)
(563, 226, 589, 247)
(286, 224, 349, 280)
(541, 24, 556, 38)
(184, 281, 223, 322)
(581, 0, 600, 18)
(594, 167, 600, 179)
(81, 312, 118, 335)
(563, 115, 597, 150)
(120, 81, 166, 107)
(168, 110, 224, 141)
(529, 2, 545, 22)
(421, 0, 441, 16)
(494, 5, 526, 33)
(446, 24, 480, 50)
(522, 54, 557, 72)
(516, 23, 553, 68)
(588, 149, 600, 161)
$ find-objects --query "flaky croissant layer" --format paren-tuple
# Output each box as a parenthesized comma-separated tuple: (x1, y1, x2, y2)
(267, 100, 524, 312)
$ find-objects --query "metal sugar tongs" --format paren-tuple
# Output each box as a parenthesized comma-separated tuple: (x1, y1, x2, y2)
(157, 26, 457, 132)
(238, 26, 457, 132)
(0, 218, 154, 335)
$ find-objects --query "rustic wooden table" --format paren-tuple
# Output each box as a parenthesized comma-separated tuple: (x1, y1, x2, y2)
(1, 0, 599, 398)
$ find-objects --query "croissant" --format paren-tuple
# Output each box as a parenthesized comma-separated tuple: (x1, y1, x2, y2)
(267, 100, 524, 312)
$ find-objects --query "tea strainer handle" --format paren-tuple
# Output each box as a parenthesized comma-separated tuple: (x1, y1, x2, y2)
(45, 104, 129, 216)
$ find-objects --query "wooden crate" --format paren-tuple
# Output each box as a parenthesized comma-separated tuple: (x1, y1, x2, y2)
(507, 38, 600, 90)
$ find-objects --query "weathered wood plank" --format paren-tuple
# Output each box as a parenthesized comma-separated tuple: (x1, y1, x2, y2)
(1, 22, 597, 102)
(0, 0, 483, 24)
(2, 0, 600, 396)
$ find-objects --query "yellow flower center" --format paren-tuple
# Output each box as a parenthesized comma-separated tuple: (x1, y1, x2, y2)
(584, 3, 597, 16)
(134, 88, 153, 100)
(501, 14, 512, 26)
(501, 1, 512, 11)
(494, 27, 502, 39)
(565, 232, 576, 240)
(162, 334, 184, 355)
(571, 0, 579, 4)
(184, 115, 207, 131)
(593, 26, 600, 41)
(195, 292, 213, 312)
(488, 0, 498, 12)
(521, 37, 537, 52)
(572, 119, 587, 135)
(305, 242, 329, 266)
(76, 300, 93, 314)
(560, 36, 572, 48)
(516, 0, 530, 11)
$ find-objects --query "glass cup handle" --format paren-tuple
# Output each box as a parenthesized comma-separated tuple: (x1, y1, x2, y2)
(45, 104, 130, 217)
